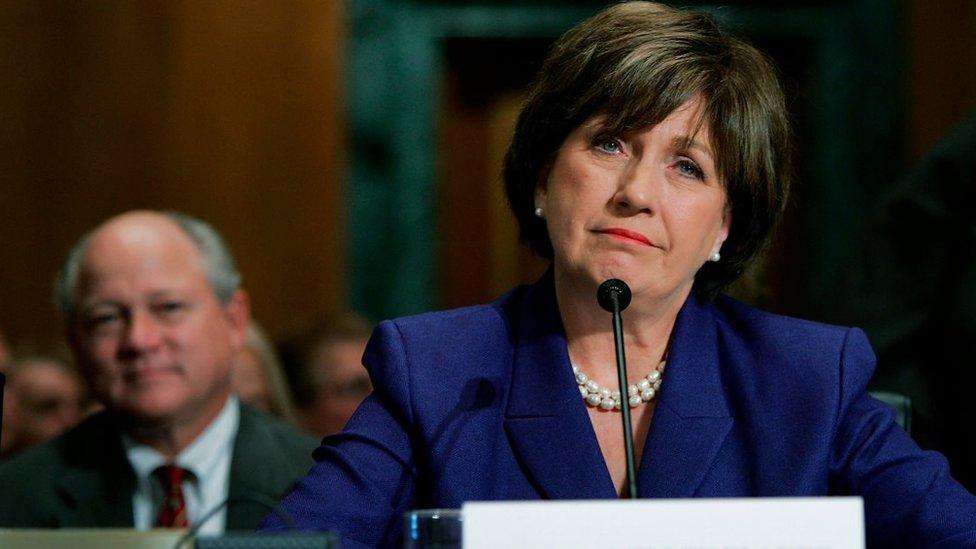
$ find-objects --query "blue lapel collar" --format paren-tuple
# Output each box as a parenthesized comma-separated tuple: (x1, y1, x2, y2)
(503, 273, 616, 499)
(638, 293, 733, 497)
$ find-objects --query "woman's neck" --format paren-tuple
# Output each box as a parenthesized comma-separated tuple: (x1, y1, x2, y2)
(554, 268, 690, 385)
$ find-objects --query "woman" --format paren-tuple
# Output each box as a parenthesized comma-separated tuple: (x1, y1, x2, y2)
(265, 3, 976, 546)
(232, 321, 298, 424)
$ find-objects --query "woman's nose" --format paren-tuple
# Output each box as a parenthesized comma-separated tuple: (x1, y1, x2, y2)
(612, 162, 658, 215)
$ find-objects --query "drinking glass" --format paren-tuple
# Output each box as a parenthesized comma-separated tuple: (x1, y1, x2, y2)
(403, 508, 462, 549)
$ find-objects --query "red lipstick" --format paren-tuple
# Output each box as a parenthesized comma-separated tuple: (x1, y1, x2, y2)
(598, 228, 652, 246)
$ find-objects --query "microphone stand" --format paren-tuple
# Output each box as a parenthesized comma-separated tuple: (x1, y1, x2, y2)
(598, 279, 638, 499)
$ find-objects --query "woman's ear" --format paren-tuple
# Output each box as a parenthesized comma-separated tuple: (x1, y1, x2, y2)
(534, 161, 552, 211)
(714, 208, 732, 253)
(534, 186, 547, 213)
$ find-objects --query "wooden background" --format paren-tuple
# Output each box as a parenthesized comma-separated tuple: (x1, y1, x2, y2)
(0, 1, 345, 347)
(0, 0, 974, 351)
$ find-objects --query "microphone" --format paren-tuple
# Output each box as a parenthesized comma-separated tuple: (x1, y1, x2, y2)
(597, 278, 632, 313)
(597, 279, 638, 499)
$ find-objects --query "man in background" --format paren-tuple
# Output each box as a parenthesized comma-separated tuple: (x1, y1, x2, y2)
(0, 210, 315, 532)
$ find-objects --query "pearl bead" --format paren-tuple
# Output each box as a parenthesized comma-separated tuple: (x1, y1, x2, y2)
(572, 361, 665, 410)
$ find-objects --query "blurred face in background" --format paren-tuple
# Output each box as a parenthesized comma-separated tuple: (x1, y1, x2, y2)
(0, 330, 10, 369)
(69, 213, 248, 434)
(1, 358, 85, 456)
(232, 347, 272, 412)
(300, 337, 371, 436)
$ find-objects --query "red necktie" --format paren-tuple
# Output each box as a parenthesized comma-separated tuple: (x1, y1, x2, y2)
(153, 464, 189, 528)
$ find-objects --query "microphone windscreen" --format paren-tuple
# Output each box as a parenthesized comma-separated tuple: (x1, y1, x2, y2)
(597, 279, 632, 312)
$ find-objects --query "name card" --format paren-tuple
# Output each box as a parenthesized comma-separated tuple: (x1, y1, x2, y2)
(463, 497, 863, 548)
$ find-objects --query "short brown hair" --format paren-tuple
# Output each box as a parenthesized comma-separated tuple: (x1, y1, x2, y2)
(503, 1, 791, 297)
(277, 312, 373, 408)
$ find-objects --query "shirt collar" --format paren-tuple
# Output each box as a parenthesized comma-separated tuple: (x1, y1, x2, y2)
(123, 395, 241, 482)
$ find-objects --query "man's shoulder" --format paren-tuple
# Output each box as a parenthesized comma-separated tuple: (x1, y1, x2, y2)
(228, 405, 316, 529)
(0, 431, 66, 480)
(235, 405, 317, 475)
(0, 411, 123, 526)
(237, 404, 317, 454)
(0, 411, 118, 477)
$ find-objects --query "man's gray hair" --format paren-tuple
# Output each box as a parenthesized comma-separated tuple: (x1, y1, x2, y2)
(55, 211, 242, 320)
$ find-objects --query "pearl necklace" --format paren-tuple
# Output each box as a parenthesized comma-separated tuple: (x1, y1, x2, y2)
(572, 360, 665, 410)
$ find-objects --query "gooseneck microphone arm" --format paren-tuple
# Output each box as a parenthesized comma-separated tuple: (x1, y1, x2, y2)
(597, 279, 638, 499)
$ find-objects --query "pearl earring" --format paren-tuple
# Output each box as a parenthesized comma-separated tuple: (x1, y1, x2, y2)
(534, 207, 544, 218)
(709, 251, 721, 262)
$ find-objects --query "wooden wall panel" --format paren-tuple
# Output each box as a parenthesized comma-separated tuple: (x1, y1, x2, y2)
(0, 1, 345, 348)
(905, 0, 976, 160)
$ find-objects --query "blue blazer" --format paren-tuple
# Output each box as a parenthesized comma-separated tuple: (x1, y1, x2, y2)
(266, 274, 976, 547)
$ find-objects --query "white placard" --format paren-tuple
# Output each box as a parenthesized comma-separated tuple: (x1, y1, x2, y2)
(463, 497, 864, 549)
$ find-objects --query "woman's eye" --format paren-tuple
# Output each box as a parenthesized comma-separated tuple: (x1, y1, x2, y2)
(677, 159, 704, 180)
(594, 136, 623, 154)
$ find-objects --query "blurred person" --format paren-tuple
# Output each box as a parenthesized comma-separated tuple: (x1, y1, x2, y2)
(232, 321, 297, 424)
(0, 210, 315, 532)
(0, 329, 10, 445)
(838, 112, 976, 490)
(278, 313, 372, 437)
(0, 329, 10, 370)
(0, 355, 85, 459)
(264, 3, 976, 547)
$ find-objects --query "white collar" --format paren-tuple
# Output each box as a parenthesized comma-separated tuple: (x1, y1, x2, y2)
(123, 395, 240, 482)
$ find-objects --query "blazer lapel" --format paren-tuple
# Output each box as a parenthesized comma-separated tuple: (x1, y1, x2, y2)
(56, 413, 135, 527)
(503, 273, 617, 500)
(225, 405, 313, 531)
(639, 294, 733, 498)
(226, 406, 277, 530)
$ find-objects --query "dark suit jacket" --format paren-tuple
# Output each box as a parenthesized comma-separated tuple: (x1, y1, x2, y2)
(0, 403, 316, 530)
(264, 274, 976, 548)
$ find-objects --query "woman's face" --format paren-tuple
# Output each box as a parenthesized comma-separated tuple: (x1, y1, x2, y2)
(536, 97, 730, 304)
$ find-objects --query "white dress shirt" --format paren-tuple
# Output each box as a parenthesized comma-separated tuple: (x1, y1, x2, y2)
(124, 396, 240, 535)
